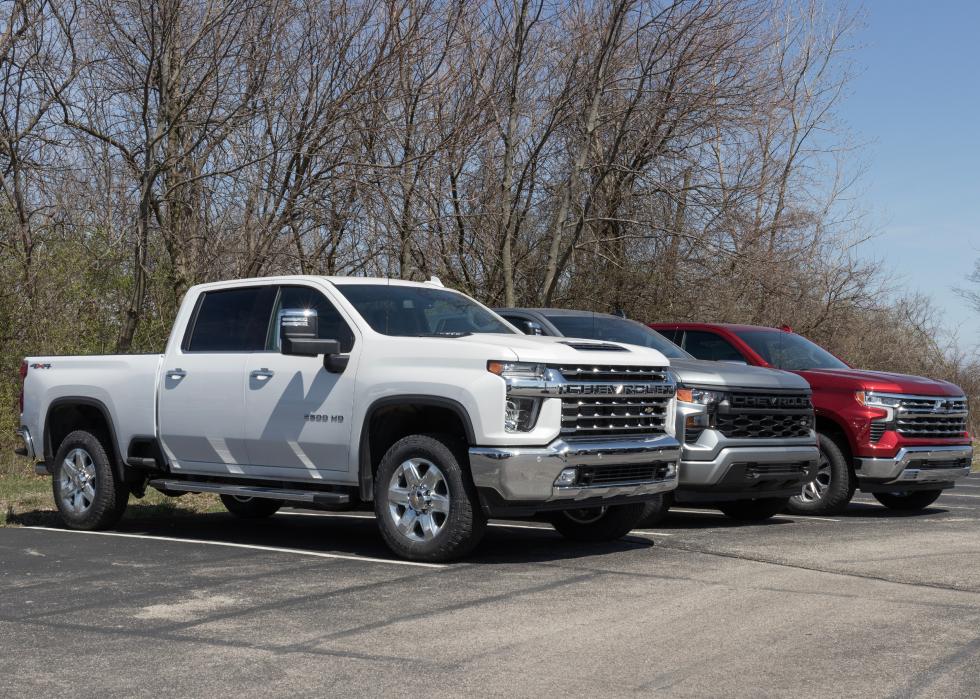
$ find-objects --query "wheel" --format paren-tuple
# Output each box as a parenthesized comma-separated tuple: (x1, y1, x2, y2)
(548, 503, 647, 542)
(374, 434, 486, 562)
(51, 429, 129, 530)
(638, 493, 670, 527)
(786, 432, 855, 515)
(873, 489, 942, 511)
(220, 494, 282, 518)
(717, 497, 789, 522)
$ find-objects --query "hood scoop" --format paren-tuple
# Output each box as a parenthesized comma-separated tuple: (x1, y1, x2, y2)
(560, 341, 629, 352)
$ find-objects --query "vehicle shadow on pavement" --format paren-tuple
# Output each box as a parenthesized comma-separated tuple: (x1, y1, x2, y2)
(7, 506, 655, 565)
(828, 502, 952, 519)
(657, 511, 794, 530)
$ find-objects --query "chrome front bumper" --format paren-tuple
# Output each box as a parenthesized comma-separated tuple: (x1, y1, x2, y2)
(856, 445, 973, 484)
(469, 435, 681, 502)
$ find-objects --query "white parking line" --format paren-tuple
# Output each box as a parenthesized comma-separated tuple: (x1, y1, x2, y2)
(17, 526, 445, 569)
(279, 510, 676, 537)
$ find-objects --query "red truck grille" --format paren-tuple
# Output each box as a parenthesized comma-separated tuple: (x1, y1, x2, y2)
(896, 396, 968, 439)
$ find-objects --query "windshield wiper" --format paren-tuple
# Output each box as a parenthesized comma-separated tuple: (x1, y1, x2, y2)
(416, 331, 472, 338)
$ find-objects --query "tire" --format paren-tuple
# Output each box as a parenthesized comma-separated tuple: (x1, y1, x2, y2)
(717, 497, 789, 522)
(51, 429, 129, 530)
(873, 489, 942, 511)
(374, 433, 486, 562)
(786, 432, 855, 516)
(548, 503, 647, 542)
(638, 493, 670, 527)
(220, 494, 283, 519)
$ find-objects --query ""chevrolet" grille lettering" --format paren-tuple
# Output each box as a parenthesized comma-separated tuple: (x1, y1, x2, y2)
(558, 384, 673, 396)
(729, 395, 811, 410)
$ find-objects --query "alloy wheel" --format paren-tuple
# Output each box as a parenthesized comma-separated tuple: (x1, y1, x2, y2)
(59, 448, 97, 514)
(798, 454, 832, 503)
(387, 458, 450, 542)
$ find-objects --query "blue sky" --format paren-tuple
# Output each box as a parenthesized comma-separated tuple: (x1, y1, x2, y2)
(841, 0, 980, 350)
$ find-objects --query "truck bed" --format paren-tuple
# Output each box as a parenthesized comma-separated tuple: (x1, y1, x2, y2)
(21, 354, 164, 464)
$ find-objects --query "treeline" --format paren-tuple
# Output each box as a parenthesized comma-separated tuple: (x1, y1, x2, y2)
(1, 0, 977, 449)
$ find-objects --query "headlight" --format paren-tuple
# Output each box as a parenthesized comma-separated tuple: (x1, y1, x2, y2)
(487, 360, 547, 379)
(488, 361, 545, 431)
(676, 387, 726, 405)
(855, 391, 902, 408)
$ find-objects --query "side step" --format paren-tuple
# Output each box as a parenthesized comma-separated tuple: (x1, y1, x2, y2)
(148, 479, 350, 507)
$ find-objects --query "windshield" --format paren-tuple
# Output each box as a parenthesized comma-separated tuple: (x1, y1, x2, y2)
(336, 284, 514, 337)
(734, 329, 848, 370)
(544, 313, 690, 359)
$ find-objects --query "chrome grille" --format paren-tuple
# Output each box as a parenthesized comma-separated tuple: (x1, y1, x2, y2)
(552, 364, 669, 383)
(561, 396, 670, 437)
(896, 396, 968, 438)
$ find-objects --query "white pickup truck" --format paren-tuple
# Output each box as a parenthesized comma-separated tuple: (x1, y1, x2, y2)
(16, 276, 681, 561)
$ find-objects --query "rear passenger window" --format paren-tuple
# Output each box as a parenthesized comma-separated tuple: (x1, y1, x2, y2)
(682, 331, 745, 362)
(185, 287, 276, 352)
(268, 286, 355, 353)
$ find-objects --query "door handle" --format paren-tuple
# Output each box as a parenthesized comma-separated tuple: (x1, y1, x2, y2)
(250, 368, 274, 381)
(167, 368, 187, 380)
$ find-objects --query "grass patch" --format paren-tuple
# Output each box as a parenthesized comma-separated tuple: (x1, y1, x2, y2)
(0, 453, 223, 527)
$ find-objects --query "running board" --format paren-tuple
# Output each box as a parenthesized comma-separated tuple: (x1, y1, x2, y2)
(148, 479, 350, 506)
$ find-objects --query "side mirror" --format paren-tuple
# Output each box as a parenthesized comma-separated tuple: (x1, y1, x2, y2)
(524, 320, 545, 336)
(279, 310, 341, 362)
(512, 319, 544, 336)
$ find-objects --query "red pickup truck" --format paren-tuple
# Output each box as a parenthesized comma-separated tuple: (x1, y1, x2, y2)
(649, 323, 973, 514)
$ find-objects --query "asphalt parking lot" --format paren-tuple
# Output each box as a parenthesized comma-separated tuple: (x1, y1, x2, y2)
(2, 475, 980, 698)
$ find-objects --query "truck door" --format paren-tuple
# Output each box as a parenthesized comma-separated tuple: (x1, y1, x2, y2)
(242, 283, 359, 481)
(157, 285, 276, 475)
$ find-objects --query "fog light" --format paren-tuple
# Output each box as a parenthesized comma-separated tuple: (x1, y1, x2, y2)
(685, 414, 708, 429)
(504, 397, 538, 432)
(554, 468, 577, 487)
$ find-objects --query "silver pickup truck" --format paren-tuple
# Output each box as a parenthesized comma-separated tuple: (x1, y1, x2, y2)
(497, 308, 820, 521)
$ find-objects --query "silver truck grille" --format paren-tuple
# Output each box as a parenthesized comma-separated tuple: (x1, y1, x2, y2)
(896, 396, 968, 439)
(716, 392, 814, 440)
(715, 413, 813, 439)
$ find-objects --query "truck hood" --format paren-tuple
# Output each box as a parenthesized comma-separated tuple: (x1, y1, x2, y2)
(455, 333, 671, 367)
(798, 367, 966, 397)
(668, 358, 810, 392)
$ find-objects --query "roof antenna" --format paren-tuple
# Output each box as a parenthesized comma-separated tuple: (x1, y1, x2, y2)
(613, 308, 627, 319)
(428, 275, 444, 287)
